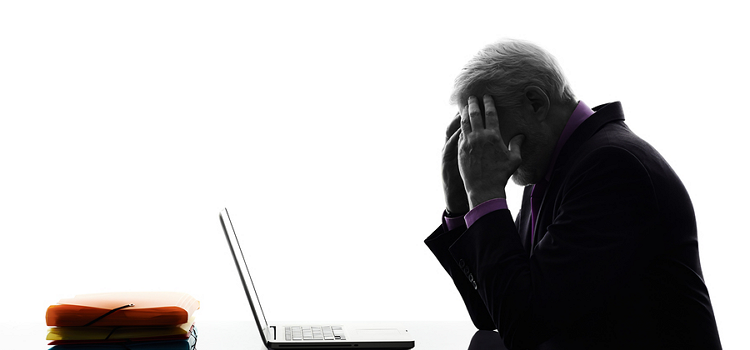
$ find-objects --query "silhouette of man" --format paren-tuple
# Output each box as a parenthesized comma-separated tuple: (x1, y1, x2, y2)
(425, 39, 722, 349)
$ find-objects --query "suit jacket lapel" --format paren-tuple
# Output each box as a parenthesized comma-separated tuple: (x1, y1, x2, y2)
(516, 185, 534, 254)
(551, 102, 625, 173)
(526, 102, 627, 252)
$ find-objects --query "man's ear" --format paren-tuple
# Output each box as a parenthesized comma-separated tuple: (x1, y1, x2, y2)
(523, 86, 550, 120)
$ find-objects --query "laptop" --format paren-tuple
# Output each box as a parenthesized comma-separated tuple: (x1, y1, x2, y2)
(219, 208, 415, 349)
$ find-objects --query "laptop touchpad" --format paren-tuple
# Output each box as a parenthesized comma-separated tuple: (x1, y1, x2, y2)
(356, 328, 403, 339)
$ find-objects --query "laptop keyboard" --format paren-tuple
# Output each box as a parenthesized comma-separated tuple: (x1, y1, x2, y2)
(285, 326, 346, 341)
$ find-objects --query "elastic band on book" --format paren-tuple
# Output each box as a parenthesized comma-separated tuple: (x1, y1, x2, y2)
(190, 324, 198, 350)
(104, 326, 121, 340)
(83, 304, 134, 327)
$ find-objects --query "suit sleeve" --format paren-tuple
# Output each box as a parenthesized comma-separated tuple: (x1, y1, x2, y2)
(448, 146, 660, 349)
(424, 215, 495, 330)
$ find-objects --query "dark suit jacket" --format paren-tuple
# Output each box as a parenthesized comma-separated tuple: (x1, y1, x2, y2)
(425, 102, 722, 349)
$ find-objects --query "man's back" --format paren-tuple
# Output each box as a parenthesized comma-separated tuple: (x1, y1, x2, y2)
(523, 102, 721, 348)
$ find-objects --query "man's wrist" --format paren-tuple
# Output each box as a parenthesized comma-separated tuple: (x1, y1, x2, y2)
(445, 208, 468, 218)
(468, 190, 507, 209)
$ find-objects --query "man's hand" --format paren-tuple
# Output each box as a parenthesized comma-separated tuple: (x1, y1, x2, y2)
(458, 95, 524, 209)
(442, 113, 469, 216)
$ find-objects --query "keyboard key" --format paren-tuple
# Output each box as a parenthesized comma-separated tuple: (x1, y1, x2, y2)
(312, 326, 323, 340)
(332, 327, 346, 340)
(323, 326, 334, 340)
(291, 326, 303, 341)
(287, 326, 343, 341)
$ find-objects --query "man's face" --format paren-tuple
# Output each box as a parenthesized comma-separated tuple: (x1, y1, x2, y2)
(495, 106, 555, 187)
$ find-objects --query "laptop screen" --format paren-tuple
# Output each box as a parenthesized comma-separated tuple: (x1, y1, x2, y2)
(220, 208, 272, 343)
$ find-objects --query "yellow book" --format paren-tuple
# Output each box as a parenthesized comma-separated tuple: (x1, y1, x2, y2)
(47, 316, 196, 340)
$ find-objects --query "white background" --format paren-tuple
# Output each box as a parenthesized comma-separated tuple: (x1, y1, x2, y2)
(1, 1, 747, 348)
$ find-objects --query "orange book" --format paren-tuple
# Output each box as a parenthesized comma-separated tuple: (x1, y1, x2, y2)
(46, 292, 200, 327)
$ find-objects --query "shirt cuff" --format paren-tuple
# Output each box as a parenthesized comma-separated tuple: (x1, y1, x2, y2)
(443, 210, 466, 231)
(464, 198, 508, 228)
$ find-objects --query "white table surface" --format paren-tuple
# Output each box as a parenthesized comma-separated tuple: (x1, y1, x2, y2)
(8, 320, 504, 349)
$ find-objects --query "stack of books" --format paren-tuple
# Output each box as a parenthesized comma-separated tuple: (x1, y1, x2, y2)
(45, 292, 200, 350)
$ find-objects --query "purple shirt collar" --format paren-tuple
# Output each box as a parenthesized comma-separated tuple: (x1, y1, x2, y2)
(528, 101, 595, 241)
(543, 100, 595, 181)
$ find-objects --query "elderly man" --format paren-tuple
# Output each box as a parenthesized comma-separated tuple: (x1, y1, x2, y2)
(425, 40, 722, 349)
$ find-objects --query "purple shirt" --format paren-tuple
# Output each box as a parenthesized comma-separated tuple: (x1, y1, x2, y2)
(445, 101, 595, 230)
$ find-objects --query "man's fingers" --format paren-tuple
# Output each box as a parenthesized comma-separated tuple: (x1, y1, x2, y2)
(508, 134, 525, 158)
(446, 112, 461, 142)
(443, 127, 461, 154)
(460, 105, 471, 135)
(467, 96, 484, 131)
(483, 95, 499, 131)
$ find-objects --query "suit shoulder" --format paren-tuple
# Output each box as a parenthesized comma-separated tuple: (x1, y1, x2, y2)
(573, 121, 671, 175)
(560, 122, 670, 198)
(562, 121, 692, 220)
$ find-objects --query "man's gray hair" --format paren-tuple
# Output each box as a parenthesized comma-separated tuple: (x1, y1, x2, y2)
(451, 39, 576, 108)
